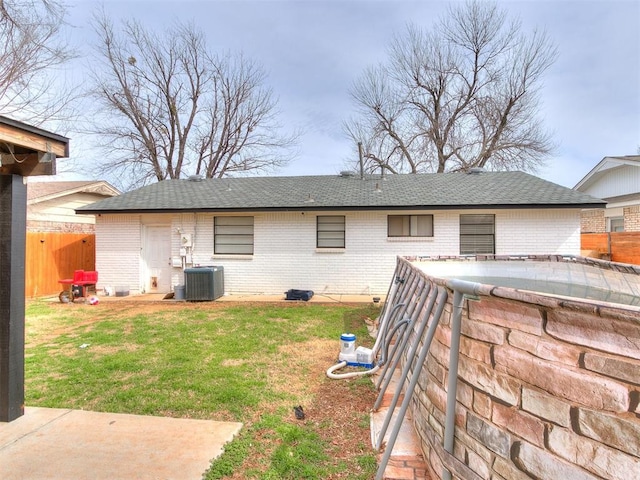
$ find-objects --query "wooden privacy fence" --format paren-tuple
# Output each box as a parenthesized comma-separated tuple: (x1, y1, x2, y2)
(25, 232, 95, 298)
(581, 232, 640, 266)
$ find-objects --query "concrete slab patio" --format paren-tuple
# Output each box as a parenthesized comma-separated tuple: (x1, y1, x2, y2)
(0, 407, 242, 480)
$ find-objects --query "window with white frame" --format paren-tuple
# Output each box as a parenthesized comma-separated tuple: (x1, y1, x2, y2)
(317, 215, 345, 248)
(388, 215, 434, 237)
(460, 214, 495, 255)
(214, 216, 254, 255)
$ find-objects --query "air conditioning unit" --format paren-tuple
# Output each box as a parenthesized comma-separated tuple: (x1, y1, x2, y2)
(184, 266, 224, 301)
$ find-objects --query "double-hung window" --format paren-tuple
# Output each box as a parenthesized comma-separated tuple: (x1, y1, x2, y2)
(460, 214, 495, 255)
(388, 215, 434, 237)
(214, 216, 254, 255)
(317, 215, 345, 248)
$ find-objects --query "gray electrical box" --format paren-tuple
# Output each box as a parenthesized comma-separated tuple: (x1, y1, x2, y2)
(184, 266, 224, 301)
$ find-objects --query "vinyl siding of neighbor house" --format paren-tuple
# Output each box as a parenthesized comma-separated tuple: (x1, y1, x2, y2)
(581, 164, 640, 200)
(27, 192, 104, 224)
(576, 159, 640, 233)
(94, 208, 582, 296)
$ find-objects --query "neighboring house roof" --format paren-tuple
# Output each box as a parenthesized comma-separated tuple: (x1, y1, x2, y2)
(574, 155, 640, 199)
(27, 180, 120, 205)
(77, 172, 604, 214)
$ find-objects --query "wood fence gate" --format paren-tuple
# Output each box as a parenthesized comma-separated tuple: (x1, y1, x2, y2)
(25, 232, 95, 298)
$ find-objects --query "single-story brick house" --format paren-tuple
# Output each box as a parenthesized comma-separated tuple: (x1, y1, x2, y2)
(77, 171, 604, 296)
(574, 155, 640, 232)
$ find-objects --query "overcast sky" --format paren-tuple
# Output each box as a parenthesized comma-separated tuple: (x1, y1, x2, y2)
(64, 0, 639, 188)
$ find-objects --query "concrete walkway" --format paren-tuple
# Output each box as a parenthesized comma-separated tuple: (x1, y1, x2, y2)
(0, 407, 242, 480)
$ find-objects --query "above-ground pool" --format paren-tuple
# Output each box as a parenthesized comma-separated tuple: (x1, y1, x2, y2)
(410, 256, 640, 307)
(395, 255, 640, 480)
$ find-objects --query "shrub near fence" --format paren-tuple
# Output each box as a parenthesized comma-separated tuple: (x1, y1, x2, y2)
(581, 232, 640, 265)
(399, 258, 640, 480)
(25, 232, 95, 297)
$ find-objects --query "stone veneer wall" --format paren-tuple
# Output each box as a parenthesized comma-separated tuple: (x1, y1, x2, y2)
(397, 257, 640, 480)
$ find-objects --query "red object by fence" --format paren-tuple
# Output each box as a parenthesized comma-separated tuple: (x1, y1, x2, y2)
(58, 270, 98, 302)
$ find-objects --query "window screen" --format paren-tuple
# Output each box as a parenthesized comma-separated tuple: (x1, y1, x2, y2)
(214, 216, 254, 255)
(460, 214, 495, 255)
(317, 215, 345, 248)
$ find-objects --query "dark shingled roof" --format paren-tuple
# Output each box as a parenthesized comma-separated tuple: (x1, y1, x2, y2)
(76, 172, 605, 214)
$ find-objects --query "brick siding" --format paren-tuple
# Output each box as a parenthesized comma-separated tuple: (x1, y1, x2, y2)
(624, 205, 640, 231)
(580, 209, 606, 233)
(581, 205, 640, 234)
(95, 209, 583, 295)
(27, 220, 95, 234)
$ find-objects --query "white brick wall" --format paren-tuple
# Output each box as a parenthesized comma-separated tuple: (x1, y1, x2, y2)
(95, 208, 582, 296)
(95, 214, 142, 293)
(496, 209, 581, 255)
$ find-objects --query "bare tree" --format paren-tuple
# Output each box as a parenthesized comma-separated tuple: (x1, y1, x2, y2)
(0, 0, 74, 124)
(88, 13, 297, 190)
(345, 1, 557, 174)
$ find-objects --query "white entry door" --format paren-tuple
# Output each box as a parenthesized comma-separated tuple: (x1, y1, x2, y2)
(143, 225, 172, 293)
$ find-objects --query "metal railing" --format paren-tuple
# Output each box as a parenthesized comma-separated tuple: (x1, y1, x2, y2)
(373, 259, 482, 480)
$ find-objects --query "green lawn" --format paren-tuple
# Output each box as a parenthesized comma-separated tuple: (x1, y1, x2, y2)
(25, 300, 379, 479)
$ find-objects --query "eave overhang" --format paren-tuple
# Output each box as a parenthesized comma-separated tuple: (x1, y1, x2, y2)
(78, 201, 607, 215)
(0, 116, 70, 177)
